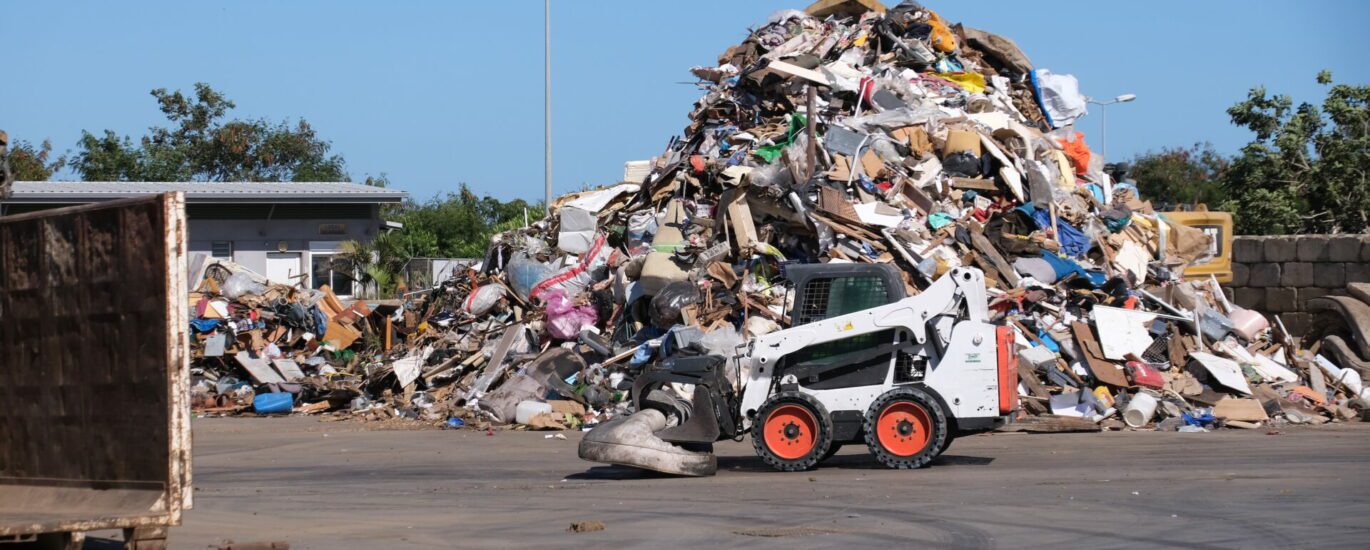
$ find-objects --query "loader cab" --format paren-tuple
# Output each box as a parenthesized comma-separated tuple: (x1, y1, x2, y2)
(776, 264, 922, 390)
(782, 263, 906, 324)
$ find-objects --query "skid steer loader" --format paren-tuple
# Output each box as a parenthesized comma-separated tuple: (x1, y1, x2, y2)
(580, 265, 1017, 476)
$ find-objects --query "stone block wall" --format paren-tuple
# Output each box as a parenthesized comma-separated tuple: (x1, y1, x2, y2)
(1225, 235, 1370, 336)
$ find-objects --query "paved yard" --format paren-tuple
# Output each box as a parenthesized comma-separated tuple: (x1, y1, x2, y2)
(168, 417, 1370, 549)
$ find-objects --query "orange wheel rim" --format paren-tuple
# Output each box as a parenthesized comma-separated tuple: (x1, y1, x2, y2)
(877, 401, 931, 457)
(763, 404, 818, 460)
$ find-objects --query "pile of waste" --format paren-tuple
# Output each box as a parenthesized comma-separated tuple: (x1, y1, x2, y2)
(188, 0, 1370, 433)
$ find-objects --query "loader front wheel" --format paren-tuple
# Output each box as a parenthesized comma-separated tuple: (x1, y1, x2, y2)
(753, 392, 833, 472)
(864, 387, 947, 469)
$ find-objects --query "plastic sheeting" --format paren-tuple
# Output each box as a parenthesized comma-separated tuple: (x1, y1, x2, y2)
(1030, 69, 1088, 128)
(1020, 204, 1089, 258)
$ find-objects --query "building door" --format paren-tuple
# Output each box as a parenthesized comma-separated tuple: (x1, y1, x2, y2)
(266, 253, 302, 286)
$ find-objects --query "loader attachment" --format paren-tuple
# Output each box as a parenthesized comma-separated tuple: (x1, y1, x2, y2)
(577, 409, 718, 476)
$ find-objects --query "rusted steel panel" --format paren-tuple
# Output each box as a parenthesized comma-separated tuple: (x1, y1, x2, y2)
(0, 193, 190, 536)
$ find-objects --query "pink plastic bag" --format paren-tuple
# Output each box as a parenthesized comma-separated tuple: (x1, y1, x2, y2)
(543, 289, 598, 341)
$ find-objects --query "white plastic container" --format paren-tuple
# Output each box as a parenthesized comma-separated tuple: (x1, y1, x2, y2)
(515, 400, 553, 425)
(1123, 392, 1159, 428)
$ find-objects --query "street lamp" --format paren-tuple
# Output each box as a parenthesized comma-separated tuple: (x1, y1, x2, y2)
(1087, 94, 1136, 164)
(544, 0, 552, 215)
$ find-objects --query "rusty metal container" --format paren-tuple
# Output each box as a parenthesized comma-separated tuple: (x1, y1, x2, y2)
(0, 193, 190, 545)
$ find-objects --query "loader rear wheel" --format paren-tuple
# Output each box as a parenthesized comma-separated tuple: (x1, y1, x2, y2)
(864, 387, 947, 469)
(753, 392, 833, 472)
(937, 435, 954, 456)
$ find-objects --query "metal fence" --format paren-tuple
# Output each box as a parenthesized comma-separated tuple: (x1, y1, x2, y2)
(401, 257, 480, 291)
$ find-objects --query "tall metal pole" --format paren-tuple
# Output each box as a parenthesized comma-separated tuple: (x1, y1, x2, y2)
(544, 0, 552, 214)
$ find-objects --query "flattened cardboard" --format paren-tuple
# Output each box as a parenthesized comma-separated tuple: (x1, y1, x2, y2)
(943, 128, 983, 157)
(1213, 398, 1269, 422)
(1070, 322, 1130, 387)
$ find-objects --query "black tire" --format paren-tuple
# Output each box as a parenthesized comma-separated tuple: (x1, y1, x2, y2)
(937, 434, 954, 456)
(1301, 312, 1349, 350)
(863, 387, 948, 469)
(820, 443, 844, 462)
(752, 391, 834, 472)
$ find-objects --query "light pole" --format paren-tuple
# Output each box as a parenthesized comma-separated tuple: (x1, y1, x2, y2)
(544, 0, 552, 215)
(1087, 94, 1136, 163)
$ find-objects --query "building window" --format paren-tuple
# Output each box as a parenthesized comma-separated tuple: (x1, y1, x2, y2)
(312, 254, 357, 296)
(211, 241, 233, 259)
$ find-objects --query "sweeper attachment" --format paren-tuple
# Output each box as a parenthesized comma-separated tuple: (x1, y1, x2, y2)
(579, 266, 1017, 475)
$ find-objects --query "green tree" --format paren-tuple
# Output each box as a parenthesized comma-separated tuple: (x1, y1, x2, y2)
(395, 184, 543, 258)
(337, 186, 543, 296)
(69, 83, 348, 182)
(1129, 143, 1230, 209)
(1220, 71, 1370, 234)
(6, 139, 64, 181)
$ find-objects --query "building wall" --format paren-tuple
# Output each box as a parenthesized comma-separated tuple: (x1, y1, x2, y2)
(5, 199, 389, 296)
(190, 218, 374, 267)
(1225, 235, 1370, 336)
(188, 205, 381, 295)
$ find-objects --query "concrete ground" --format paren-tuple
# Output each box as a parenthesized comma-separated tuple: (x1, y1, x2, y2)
(168, 417, 1370, 549)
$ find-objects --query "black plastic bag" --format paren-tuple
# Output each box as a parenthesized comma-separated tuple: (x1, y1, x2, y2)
(650, 281, 702, 329)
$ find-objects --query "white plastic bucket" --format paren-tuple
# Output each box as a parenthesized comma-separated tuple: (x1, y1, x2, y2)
(1123, 392, 1159, 428)
(515, 400, 553, 425)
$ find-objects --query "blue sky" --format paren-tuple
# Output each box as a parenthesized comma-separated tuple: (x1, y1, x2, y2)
(3, 1, 1367, 202)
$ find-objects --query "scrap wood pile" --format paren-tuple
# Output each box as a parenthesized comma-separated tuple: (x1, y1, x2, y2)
(187, 0, 1370, 433)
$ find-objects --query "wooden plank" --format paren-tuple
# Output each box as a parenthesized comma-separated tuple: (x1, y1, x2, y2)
(951, 177, 997, 191)
(323, 319, 362, 350)
(318, 285, 346, 319)
(464, 323, 526, 403)
(969, 229, 1020, 287)
(818, 186, 863, 226)
(724, 190, 759, 250)
(235, 351, 286, 384)
(764, 60, 829, 86)
(1070, 322, 1131, 388)
(806, 0, 886, 17)
(899, 180, 935, 215)
(996, 415, 1102, 433)
(1017, 364, 1052, 399)
(272, 359, 306, 381)
(810, 213, 888, 251)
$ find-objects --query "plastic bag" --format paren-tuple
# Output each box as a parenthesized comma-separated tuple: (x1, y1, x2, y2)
(942, 151, 982, 177)
(507, 253, 554, 301)
(530, 234, 613, 301)
(626, 210, 659, 248)
(463, 284, 507, 316)
(747, 161, 792, 190)
(1056, 132, 1092, 175)
(935, 72, 986, 94)
(699, 326, 746, 388)
(1031, 69, 1089, 128)
(543, 289, 599, 341)
(649, 281, 702, 328)
(222, 272, 266, 300)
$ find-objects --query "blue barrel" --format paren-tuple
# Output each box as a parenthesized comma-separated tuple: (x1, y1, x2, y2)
(253, 392, 294, 414)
